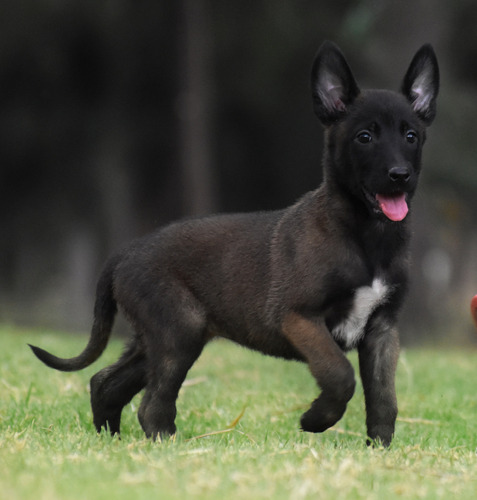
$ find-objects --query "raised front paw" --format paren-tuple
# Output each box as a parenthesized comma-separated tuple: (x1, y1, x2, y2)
(300, 395, 347, 433)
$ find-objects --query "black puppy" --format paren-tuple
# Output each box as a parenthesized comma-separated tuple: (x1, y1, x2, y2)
(30, 41, 439, 446)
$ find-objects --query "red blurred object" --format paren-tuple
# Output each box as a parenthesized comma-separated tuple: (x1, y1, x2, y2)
(471, 295, 477, 329)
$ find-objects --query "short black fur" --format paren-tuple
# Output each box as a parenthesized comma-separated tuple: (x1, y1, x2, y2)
(30, 41, 439, 446)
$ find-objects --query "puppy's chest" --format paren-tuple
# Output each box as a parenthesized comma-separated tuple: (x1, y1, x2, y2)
(330, 278, 390, 350)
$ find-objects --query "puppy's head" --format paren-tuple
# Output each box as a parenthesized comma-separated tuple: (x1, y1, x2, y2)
(311, 42, 439, 222)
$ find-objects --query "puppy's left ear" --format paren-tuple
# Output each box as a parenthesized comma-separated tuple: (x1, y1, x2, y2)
(401, 44, 439, 125)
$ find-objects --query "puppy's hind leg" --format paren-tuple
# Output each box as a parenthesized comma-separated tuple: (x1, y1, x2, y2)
(138, 333, 205, 440)
(90, 339, 147, 435)
(136, 285, 208, 440)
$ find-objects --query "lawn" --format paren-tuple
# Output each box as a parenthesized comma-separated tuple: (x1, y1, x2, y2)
(1, 325, 477, 499)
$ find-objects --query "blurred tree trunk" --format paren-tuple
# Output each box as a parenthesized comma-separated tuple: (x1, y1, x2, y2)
(177, 0, 217, 216)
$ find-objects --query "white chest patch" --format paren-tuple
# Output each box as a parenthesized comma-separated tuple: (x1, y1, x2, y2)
(331, 278, 389, 350)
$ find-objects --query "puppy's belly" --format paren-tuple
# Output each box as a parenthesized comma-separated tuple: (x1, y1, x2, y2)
(331, 278, 389, 350)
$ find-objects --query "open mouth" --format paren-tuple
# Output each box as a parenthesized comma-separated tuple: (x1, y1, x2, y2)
(364, 190, 409, 222)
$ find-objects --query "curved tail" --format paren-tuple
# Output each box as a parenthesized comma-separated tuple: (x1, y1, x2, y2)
(29, 255, 120, 372)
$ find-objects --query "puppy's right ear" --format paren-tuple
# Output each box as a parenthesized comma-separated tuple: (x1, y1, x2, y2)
(311, 41, 360, 125)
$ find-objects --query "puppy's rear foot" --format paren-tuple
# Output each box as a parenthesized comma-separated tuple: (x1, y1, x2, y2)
(142, 423, 177, 441)
(138, 397, 177, 441)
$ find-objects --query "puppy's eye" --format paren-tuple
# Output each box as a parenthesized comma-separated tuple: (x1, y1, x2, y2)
(356, 131, 372, 144)
(406, 130, 417, 144)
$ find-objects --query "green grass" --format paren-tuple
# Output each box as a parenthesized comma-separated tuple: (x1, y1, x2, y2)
(1, 325, 477, 499)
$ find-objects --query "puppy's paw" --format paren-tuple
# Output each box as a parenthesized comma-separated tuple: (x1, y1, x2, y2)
(366, 425, 394, 448)
(300, 398, 346, 433)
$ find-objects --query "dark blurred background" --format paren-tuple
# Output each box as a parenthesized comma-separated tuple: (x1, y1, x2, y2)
(1, 0, 477, 345)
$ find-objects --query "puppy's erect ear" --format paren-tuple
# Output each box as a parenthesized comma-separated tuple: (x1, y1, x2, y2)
(311, 41, 360, 125)
(401, 44, 439, 125)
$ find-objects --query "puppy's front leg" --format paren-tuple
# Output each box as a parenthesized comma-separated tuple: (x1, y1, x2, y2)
(282, 312, 356, 433)
(358, 318, 399, 447)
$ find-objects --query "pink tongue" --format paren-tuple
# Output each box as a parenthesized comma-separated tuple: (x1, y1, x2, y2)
(375, 193, 408, 221)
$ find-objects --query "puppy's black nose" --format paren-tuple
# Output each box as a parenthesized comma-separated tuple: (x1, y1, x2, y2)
(389, 166, 410, 183)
